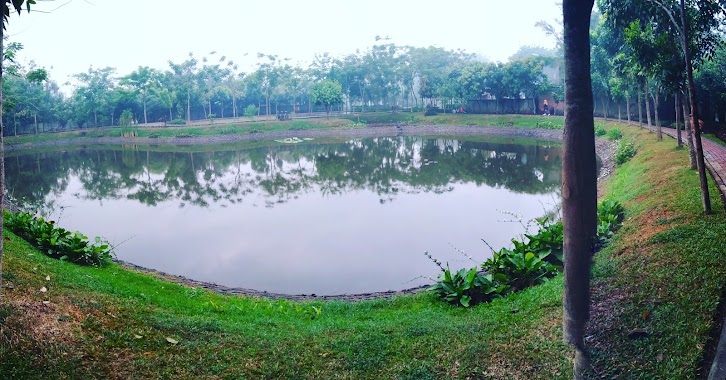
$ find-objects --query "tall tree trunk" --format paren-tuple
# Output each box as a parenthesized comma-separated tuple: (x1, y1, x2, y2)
(143, 92, 147, 124)
(34, 112, 38, 134)
(562, 0, 597, 377)
(645, 84, 652, 127)
(637, 87, 643, 127)
(681, 0, 712, 214)
(653, 86, 661, 140)
(186, 84, 191, 123)
(0, 27, 5, 295)
(626, 94, 631, 124)
(684, 93, 697, 169)
(618, 102, 621, 120)
(675, 93, 682, 146)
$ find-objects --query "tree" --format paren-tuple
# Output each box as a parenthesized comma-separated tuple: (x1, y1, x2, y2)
(1, 0, 35, 296)
(310, 79, 343, 115)
(121, 66, 160, 124)
(168, 54, 199, 123)
(562, 0, 597, 378)
(243, 104, 258, 120)
(598, 0, 721, 214)
(73, 67, 117, 127)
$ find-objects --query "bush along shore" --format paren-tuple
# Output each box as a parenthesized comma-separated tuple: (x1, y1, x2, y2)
(5, 211, 112, 266)
(428, 200, 625, 307)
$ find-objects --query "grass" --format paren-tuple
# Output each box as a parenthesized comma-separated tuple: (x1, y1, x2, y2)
(587, 122, 726, 378)
(0, 234, 571, 379)
(1, 116, 725, 379)
(5, 113, 564, 147)
(705, 133, 726, 147)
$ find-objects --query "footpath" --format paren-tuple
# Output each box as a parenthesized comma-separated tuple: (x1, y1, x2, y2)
(632, 121, 726, 379)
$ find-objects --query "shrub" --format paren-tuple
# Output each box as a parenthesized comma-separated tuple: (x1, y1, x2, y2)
(607, 128, 623, 140)
(537, 121, 561, 129)
(596, 199, 626, 246)
(220, 127, 237, 135)
(424, 106, 437, 116)
(244, 105, 258, 120)
(5, 211, 112, 266)
(428, 267, 509, 307)
(595, 125, 607, 136)
(147, 132, 162, 138)
(430, 201, 625, 307)
(167, 118, 187, 125)
(614, 141, 636, 166)
(174, 132, 196, 138)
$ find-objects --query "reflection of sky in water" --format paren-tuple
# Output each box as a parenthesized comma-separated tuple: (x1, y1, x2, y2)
(7, 137, 561, 295)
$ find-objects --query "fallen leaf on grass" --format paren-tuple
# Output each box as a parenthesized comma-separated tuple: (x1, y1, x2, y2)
(42, 301, 50, 305)
(165, 337, 178, 345)
(642, 310, 650, 321)
(134, 334, 143, 339)
(45, 275, 51, 281)
(39, 287, 47, 293)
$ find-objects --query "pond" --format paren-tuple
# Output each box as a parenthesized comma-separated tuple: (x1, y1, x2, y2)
(5, 136, 562, 295)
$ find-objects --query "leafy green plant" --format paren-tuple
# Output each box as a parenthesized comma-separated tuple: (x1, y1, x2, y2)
(596, 199, 625, 246)
(5, 211, 112, 266)
(424, 106, 437, 116)
(595, 124, 607, 136)
(428, 266, 508, 307)
(607, 128, 623, 140)
(429, 202, 624, 307)
(614, 141, 636, 166)
(174, 132, 196, 138)
(147, 132, 162, 138)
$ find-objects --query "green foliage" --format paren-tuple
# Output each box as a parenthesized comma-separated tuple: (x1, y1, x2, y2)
(147, 132, 161, 139)
(119, 109, 134, 127)
(167, 118, 187, 125)
(596, 199, 626, 246)
(431, 202, 625, 307)
(607, 128, 623, 140)
(424, 106, 438, 116)
(310, 79, 343, 113)
(614, 141, 636, 166)
(174, 132, 196, 138)
(5, 211, 112, 266)
(243, 104, 258, 120)
(595, 124, 607, 136)
(483, 249, 558, 291)
(536, 120, 562, 129)
(428, 267, 509, 307)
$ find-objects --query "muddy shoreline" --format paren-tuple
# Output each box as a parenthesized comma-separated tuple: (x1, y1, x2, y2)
(8, 124, 616, 301)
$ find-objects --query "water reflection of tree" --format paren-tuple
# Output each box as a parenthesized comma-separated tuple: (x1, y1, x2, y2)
(5, 137, 562, 209)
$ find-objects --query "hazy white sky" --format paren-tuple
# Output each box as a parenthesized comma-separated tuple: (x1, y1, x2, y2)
(7, 0, 562, 88)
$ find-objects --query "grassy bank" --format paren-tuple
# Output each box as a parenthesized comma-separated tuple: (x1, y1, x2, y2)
(1, 118, 725, 379)
(4, 113, 564, 146)
(588, 123, 726, 378)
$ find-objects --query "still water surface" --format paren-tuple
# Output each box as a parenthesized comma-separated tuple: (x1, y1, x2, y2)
(6, 137, 562, 295)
